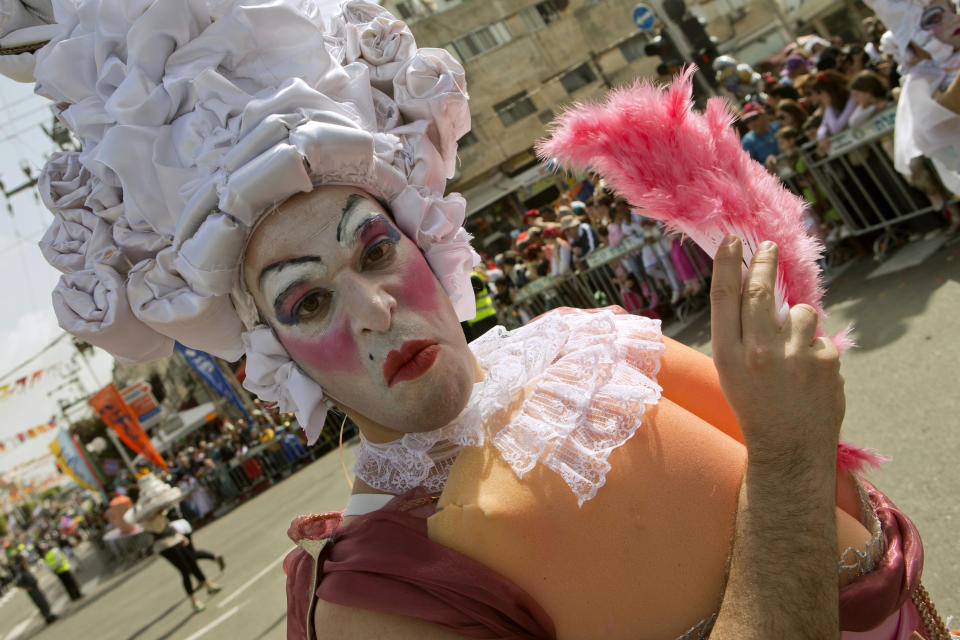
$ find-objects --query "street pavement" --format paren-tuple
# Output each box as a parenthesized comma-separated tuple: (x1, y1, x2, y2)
(2, 238, 958, 639)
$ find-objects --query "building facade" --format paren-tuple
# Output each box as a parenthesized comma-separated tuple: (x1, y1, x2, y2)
(383, 0, 872, 255)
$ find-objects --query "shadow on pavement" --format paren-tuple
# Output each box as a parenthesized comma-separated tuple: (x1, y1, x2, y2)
(152, 609, 196, 640)
(254, 612, 286, 639)
(825, 245, 960, 352)
(123, 601, 183, 640)
(67, 556, 162, 618)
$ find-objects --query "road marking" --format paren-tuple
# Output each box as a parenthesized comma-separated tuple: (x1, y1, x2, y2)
(182, 604, 240, 640)
(3, 612, 36, 640)
(217, 549, 289, 608)
(0, 589, 16, 609)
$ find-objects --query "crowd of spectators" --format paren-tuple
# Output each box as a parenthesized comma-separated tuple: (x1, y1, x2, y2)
(154, 402, 309, 523)
(730, 19, 959, 238)
(480, 184, 712, 329)
(477, 12, 960, 329)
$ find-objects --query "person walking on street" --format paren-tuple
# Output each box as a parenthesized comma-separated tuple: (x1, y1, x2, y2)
(39, 541, 82, 601)
(142, 509, 222, 612)
(12, 555, 57, 625)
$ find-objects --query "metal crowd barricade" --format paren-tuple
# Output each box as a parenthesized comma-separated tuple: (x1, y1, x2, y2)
(794, 106, 948, 258)
(193, 413, 359, 514)
(505, 234, 711, 322)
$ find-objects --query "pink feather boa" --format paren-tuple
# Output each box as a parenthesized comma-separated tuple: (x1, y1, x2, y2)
(536, 68, 883, 473)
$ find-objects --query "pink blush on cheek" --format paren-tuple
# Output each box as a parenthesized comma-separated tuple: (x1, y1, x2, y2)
(277, 318, 363, 375)
(401, 251, 440, 312)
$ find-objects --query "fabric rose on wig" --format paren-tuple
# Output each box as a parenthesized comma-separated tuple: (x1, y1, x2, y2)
(84, 178, 124, 222)
(38, 208, 114, 274)
(354, 16, 416, 91)
(339, 0, 395, 30)
(52, 259, 174, 364)
(390, 186, 480, 321)
(127, 248, 244, 361)
(390, 120, 447, 194)
(112, 214, 171, 266)
(242, 326, 329, 446)
(393, 48, 470, 178)
(38, 151, 91, 214)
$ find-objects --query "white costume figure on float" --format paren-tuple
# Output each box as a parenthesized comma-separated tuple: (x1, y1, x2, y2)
(0, 1, 952, 638)
(866, 0, 960, 195)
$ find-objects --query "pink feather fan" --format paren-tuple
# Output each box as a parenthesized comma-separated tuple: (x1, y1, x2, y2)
(537, 68, 883, 472)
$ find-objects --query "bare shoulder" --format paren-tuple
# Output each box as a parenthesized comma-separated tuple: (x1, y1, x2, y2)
(314, 599, 466, 640)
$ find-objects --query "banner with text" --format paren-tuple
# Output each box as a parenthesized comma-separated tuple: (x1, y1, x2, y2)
(175, 344, 252, 421)
(88, 383, 167, 469)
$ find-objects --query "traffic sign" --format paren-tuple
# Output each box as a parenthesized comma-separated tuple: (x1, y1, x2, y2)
(633, 4, 655, 31)
(103, 458, 120, 476)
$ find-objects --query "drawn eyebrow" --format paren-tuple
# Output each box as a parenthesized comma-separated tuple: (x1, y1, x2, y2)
(336, 193, 367, 243)
(258, 255, 323, 295)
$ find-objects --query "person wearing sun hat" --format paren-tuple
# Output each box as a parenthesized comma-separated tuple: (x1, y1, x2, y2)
(780, 54, 810, 86)
(739, 101, 782, 164)
(2, 0, 949, 638)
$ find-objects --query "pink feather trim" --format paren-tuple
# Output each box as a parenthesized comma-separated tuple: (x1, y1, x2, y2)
(537, 67, 882, 471)
(837, 441, 888, 473)
(536, 67, 851, 346)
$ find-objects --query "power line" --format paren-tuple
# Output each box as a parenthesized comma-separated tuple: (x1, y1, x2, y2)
(0, 333, 68, 382)
(0, 93, 43, 111)
(0, 119, 54, 143)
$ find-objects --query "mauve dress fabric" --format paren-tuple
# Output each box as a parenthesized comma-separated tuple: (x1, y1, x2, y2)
(285, 489, 554, 639)
(285, 483, 926, 640)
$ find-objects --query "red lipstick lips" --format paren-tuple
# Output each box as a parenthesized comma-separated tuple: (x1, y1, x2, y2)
(383, 339, 440, 387)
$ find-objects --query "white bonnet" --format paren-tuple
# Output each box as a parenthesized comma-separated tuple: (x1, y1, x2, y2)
(864, 0, 958, 66)
(14, 0, 480, 443)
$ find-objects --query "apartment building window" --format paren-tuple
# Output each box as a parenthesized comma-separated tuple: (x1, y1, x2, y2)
(451, 22, 513, 61)
(459, 130, 480, 148)
(444, 44, 462, 63)
(494, 92, 537, 127)
(534, 1, 562, 24)
(560, 63, 597, 94)
(518, 6, 546, 32)
(619, 33, 651, 62)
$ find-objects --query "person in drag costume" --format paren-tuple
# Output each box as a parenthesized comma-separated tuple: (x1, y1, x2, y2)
(865, 0, 960, 196)
(0, 0, 952, 638)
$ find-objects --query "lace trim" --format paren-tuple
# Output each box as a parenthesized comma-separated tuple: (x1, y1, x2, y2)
(676, 613, 716, 640)
(837, 477, 884, 583)
(353, 308, 664, 505)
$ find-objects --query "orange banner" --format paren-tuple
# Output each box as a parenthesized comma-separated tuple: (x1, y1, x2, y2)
(88, 383, 167, 469)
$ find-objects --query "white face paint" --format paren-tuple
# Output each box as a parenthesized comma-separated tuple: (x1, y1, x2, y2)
(243, 186, 477, 440)
(921, 0, 960, 49)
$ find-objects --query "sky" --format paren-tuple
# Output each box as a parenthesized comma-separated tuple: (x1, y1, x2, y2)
(0, 76, 114, 482)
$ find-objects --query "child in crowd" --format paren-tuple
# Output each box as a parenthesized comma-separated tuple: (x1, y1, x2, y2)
(619, 273, 661, 320)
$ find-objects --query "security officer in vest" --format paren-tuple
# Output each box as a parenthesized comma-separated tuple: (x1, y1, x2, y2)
(12, 554, 58, 624)
(40, 541, 82, 601)
(463, 268, 499, 341)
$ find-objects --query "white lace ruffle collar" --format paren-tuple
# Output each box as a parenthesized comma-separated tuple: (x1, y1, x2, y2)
(353, 307, 664, 506)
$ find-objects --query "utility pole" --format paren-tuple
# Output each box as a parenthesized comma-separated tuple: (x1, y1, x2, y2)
(650, 0, 715, 99)
(1, 115, 79, 216)
(762, 0, 796, 43)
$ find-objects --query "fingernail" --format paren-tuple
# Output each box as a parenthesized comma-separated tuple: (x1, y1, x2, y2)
(724, 234, 738, 247)
(760, 240, 776, 251)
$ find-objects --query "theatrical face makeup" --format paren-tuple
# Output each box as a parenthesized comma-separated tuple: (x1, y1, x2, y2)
(920, 0, 960, 49)
(243, 186, 476, 440)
